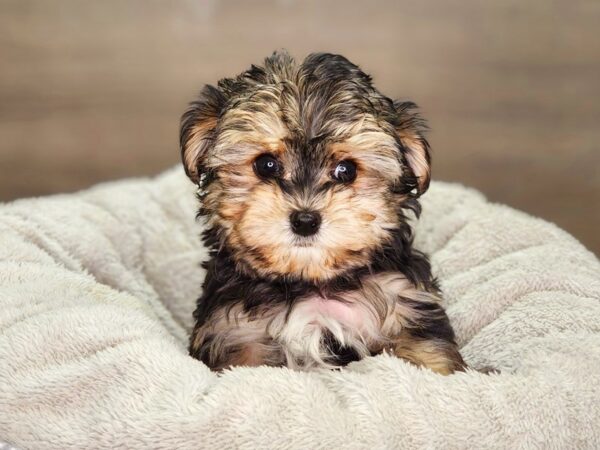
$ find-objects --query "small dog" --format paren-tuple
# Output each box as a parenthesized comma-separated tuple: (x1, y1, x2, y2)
(181, 51, 465, 374)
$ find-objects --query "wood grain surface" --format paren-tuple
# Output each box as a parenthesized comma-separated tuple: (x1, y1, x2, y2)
(0, 0, 598, 254)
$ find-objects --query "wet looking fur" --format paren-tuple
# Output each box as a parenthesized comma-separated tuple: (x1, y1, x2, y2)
(182, 51, 464, 374)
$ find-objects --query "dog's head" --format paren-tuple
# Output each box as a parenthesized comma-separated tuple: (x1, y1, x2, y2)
(181, 51, 431, 282)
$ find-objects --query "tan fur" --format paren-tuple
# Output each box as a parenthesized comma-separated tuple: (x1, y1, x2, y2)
(183, 116, 218, 182)
(201, 121, 405, 281)
(225, 174, 398, 281)
(333, 130, 403, 183)
(396, 131, 430, 193)
(391, 333, 466, 375)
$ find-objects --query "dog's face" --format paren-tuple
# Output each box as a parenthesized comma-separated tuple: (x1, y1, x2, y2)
(181, 52, 431, 282)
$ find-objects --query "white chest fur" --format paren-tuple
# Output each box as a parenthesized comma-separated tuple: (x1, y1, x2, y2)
(268, 272, 440, 369)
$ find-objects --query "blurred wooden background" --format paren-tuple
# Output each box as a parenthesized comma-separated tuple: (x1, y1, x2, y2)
(0, 0, 598, 254)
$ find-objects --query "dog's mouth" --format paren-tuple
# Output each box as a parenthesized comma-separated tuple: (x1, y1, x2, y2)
(291, 239, 317, 248)
(291, 233, 321, 248)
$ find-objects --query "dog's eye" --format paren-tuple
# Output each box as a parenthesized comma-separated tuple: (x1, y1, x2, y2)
(332, 160, 357, 183)
(254, 154, 280, 179)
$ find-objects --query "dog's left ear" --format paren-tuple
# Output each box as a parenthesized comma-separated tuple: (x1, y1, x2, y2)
(180, 85, 226, 184)
(393, 101, 431, 195)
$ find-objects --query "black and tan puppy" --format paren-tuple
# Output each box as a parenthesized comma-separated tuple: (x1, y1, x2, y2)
(181, 51, 465, 374)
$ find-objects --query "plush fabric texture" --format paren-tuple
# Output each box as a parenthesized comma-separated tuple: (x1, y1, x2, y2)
(0, 167, 599, 450)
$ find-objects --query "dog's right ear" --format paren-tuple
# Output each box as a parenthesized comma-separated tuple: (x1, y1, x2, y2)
(392, 100, 431, 196)
(180, 85, 226, 183)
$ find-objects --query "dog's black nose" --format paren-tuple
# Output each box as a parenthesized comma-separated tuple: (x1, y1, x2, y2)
(290, 211, 321, 236)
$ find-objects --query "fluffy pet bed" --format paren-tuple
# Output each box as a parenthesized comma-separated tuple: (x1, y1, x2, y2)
(1, 167, 599, 449)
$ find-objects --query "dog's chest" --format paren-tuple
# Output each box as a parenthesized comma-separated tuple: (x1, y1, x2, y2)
(192, 270, 440, 370)
(291, 272, 418, 332)
(293, 294, 367, 330)
(272, 272, 433, 368)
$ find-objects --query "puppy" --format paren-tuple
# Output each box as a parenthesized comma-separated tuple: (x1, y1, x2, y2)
(181, 51, 465, 374)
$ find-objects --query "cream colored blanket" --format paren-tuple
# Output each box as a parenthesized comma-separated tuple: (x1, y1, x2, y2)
(1, 167, 599, 449)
